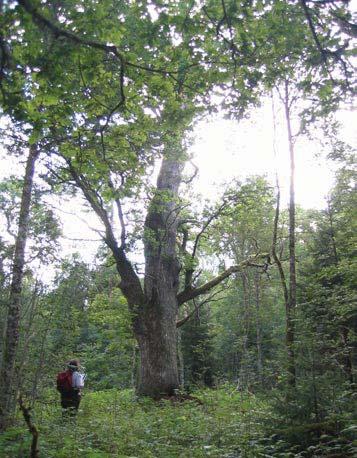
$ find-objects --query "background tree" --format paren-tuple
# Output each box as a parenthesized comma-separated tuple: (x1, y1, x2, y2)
(0, 145, 40, 429)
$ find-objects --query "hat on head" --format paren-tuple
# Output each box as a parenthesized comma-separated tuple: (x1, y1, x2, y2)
(67, 359, 79, 371)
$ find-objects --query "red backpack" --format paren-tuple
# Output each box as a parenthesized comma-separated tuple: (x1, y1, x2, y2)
(56, 370, 73, 394)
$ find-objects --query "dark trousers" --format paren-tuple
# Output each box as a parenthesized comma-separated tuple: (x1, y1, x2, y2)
(61, 391, 81, 417)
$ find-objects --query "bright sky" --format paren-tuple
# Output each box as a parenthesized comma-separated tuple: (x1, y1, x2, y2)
(191, 102, 356, 209)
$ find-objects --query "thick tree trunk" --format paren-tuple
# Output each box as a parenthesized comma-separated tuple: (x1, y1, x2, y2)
(136, 148, 183, 396)
(136, 304, 179, 396)
(67, 146, 184, 397)
(0, 145, 39, 431)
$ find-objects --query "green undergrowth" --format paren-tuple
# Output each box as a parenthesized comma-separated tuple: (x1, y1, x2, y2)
(1, 387, 356, 457)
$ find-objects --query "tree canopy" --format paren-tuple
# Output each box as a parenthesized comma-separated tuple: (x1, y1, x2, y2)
(0, 1, 355, 455)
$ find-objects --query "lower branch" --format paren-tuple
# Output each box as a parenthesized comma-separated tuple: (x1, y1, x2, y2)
(18, 396, 39, 458)
(177, 254, 269, 306)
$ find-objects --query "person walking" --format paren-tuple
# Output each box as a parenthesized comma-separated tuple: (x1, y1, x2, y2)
(56, 359, 85, 416)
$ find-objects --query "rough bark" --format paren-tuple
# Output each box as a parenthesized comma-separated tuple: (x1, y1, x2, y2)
(136, 150, 184, 396)
(0, 145, 39, 431)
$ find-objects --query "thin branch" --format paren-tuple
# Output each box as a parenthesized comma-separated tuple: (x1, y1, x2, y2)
(192, 268, 203, 285)
(45, 201, 105, 237)
(177, 254, 269, 306)
(183, 199, 231, 289)
(181, 161, 199, 185)
(17, 0, 181, 78)
(307, 0, 350, 5)
(299, 0, 350, 81)
(176, 289, 225, 327)
(331, 12, 357, 38)
(18, 0, 122, 55)
(300, 0, 328, 63)
(78, 58, 111, 112)
(64, 158, 144, 306)
(107, 177, 127, 249)
(61, 236, 102, 242)
(193, 200, 230, 261)
(4, 212, 17, 239)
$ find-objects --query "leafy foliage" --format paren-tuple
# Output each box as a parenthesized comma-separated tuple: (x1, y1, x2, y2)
(2, 387, 356, 457)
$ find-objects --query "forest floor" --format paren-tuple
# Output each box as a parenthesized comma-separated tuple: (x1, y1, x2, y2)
(1, 386, 356, 457)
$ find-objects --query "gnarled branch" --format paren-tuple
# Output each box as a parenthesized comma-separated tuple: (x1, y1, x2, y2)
(18, 396, 39, 458)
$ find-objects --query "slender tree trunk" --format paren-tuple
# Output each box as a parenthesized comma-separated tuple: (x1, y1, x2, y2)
(272, 181, 292, 379)
(0, 247, 6, 362)
(326, 199, 339, 265)
(0, 240, 5, 287)
(0, 145, 40, 431)
(311, 349, 321, 421)
(31, 326, 50, 405)
(254, 272, 263, 385)
(15, 283, 39, 399)
(272, 88, 296, 387)
(239, 271, 250, 389)
(284, 80, 297, 387)
(340, 327, 354, 383)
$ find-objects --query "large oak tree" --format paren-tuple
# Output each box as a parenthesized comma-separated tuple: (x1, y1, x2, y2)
(0, 0, 354, 424)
